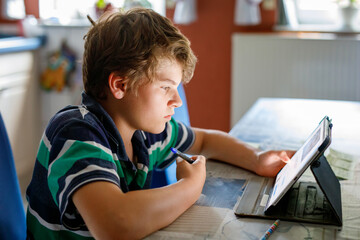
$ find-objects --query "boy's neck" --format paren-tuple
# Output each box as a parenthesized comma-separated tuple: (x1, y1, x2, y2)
(99, 98, 136, 163)
(114, 120, 137, 163)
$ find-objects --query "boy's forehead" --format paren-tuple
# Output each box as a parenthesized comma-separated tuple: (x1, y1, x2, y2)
(156, 58, 181, 70)
(155, 59, 183, 84)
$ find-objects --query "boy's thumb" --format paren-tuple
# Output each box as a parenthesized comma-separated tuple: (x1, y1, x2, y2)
(176, 157, 184, 164)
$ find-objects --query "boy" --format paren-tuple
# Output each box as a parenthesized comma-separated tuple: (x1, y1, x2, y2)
(26, 8, 294, 239)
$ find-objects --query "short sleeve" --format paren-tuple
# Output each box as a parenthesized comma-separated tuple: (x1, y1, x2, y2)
(46, 120, 120, 229)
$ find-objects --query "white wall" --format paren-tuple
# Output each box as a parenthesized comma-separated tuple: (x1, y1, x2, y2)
(40, 26, 88, 130)
(231, 33, 360, 127)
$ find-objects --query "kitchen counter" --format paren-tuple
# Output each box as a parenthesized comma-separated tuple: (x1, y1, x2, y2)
(0, 36, 45, 54)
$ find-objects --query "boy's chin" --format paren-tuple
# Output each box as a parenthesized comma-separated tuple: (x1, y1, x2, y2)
(144, 124, 167, 134)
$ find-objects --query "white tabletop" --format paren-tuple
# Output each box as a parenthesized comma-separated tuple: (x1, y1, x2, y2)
(148, 98, 360, 240)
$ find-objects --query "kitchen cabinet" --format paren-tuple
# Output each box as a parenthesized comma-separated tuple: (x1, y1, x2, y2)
(0, 50, 41, 194)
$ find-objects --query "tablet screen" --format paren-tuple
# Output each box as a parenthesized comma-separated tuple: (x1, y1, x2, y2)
(266, 117, 330, 209)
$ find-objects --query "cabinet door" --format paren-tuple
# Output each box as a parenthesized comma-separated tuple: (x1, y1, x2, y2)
(0, 83, 34, 173)
(0, 51, 40, 186)
(0, 85, 27, 145)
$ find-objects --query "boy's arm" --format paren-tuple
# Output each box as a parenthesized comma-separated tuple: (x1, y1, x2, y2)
(187, 128, 295, 177)
(72, 155, 206, 240)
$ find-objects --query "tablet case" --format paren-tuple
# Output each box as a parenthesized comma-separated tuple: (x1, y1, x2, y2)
(310, 155, 342, 226)
(234, 155, 342, 228)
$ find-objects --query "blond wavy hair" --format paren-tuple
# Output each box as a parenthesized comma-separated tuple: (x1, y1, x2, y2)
(83, 7, 197, 100)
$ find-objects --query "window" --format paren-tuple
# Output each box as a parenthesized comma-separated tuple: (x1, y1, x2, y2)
(279, 0, 360, 32)
(39, 0, 165, 25)
(294, 0, 338, 24)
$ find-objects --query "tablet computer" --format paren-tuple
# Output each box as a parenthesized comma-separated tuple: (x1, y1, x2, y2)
(265, 116, 332, 210)
(234, 116, 342, 227)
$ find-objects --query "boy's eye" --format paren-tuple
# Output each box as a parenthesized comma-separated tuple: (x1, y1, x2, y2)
(162, 86, 171, 91)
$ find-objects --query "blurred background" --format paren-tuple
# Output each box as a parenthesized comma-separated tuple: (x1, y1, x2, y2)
(0, 0, 359, 199)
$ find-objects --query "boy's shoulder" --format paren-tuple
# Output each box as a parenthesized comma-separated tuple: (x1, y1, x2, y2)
(49, 104, 96, 126)
(45, 104, 105, 140)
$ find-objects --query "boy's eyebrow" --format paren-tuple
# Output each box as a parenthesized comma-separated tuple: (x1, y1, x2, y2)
(160, 79, 178, 85)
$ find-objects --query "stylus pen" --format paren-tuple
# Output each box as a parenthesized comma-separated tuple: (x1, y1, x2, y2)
(260, 219, 280, 240)
(170, 148, 195, 164)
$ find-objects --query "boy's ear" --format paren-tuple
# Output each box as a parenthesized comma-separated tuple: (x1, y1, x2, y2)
(108, 72, 128, 99)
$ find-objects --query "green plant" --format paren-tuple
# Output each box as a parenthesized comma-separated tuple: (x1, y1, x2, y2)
(337, 0, 359, 7)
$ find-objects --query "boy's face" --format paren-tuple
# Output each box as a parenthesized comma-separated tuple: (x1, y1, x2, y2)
(122, 58, 183, 134)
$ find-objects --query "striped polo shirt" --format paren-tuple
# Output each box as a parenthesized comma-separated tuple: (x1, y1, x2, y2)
(26, 92, 195, 239)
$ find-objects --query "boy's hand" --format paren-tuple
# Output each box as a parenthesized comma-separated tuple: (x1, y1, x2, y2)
(176, 155, 206, 185)
(255, 150, 296, 177)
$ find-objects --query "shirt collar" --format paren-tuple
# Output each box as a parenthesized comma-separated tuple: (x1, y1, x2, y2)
(81, 91, 128, 160)
(80, 92, 149, 167)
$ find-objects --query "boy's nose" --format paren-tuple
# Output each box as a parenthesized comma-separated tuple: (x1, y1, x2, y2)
(171, 91, 183, 108)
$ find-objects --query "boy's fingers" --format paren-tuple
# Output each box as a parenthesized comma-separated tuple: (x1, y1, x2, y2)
(176, 157, 192, 165)
(285, 150, 296, 158)
(278, 151, 289, 163)
(279, 150, 295, 163)
(176, 155, 206, 165)
(193, 155, 206, 164)
(176, 157, 184, 164)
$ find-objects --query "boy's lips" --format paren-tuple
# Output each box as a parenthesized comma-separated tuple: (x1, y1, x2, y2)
(164, 114, 173, 119)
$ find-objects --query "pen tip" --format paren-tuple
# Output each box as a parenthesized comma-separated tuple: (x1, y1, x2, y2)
(170, 147, 176, 153)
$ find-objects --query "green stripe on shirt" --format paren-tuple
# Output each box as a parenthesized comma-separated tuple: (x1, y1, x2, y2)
(27, 210, 93, 240)
(48, 140, 118, 206)
(37, 139, 50, 169)
(148, 118, 179, 170)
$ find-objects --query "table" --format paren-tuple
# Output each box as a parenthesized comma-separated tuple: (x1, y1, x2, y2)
(148, 98, 360, 240)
